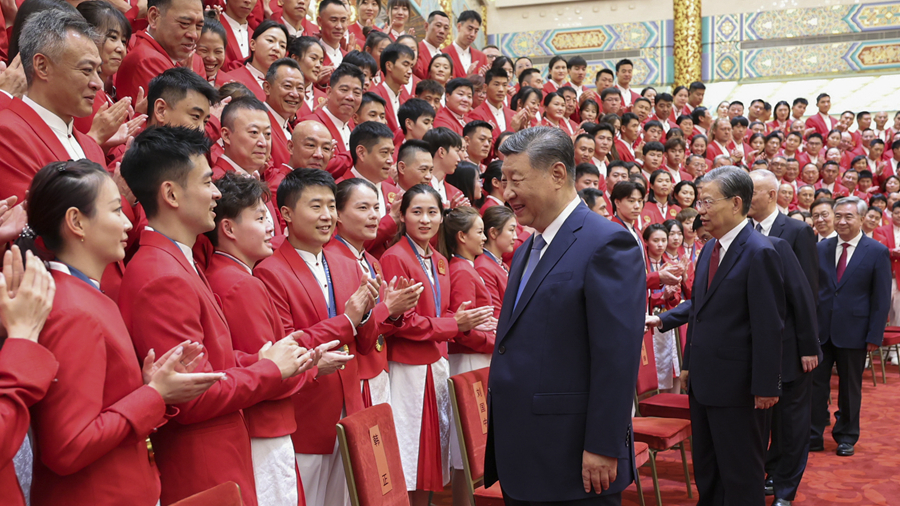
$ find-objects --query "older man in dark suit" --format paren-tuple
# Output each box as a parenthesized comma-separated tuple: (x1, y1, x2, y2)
(812, 196, 891, 457)
(484, 127, 646, 505)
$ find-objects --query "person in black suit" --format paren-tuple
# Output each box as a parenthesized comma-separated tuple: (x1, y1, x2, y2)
(484, 127, 646, 505)
(674, 166, 786, 506)
(748, 170, 821, 506)
(812, 196, 891, 457)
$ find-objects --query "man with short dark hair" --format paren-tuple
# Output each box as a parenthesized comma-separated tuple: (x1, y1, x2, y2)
(415, 11, 451, 79)
(811, 198, 837, 242)
(264, 58, 305, 168)
(444, 10, 487, 78)
(600, 87, 622, 115)
(316, 0, 349, 68)
(485, 126, 646, 505)
(464, 119, 493, 168)
(805, 93, 838, 137)
(691, 106, 712, 137)
(567, 56, 588, 100)
(685, 81, 705, 115)
(371, 42, 415, 133)
(812, 197, 891, 456)
(467, 68, 528, 142)
(616, 113, 641, 163)
(302, 63, 365, 178)
(432, 77, 473, 136)
(595, 68, 614, 94)
(614, 58, 639, 110)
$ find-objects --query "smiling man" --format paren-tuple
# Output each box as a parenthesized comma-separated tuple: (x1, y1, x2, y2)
(264, 58, 305, 168)
(0, 10, 108, 202)
(303, 62, 365, 178)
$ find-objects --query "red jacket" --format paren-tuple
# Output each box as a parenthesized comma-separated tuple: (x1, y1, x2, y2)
(32, 271, 167, 506)
(371, 80, 410, 134)
(0, 98, 106, 202)
(116, 30, 205, 103)
(876, 224, 900, 287)
(205, 252, 313, 438)
(468, 101, 515, 143)
(805, 113, 838, 137)
(642, 202, 681, 227)
(120, 229, 286, 506)
(380, 238, 458, 364)
(219, 15, 248, 72)
(447, 256, 495, 355)
(444, 43, 487, 78)
(433, 106, 467, 136)
(614, 138, 636, 163)
(474, 252, 507, 320)
(254, 241, 398, 453)
(266, 107, 293, 169)
(414, 40, 435, 80)
(299, 85, 327, 118)
(0, 339, 58, 506)
(228, 64, 266, 101)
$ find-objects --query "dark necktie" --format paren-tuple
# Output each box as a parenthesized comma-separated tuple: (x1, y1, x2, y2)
(836, 243, 849, 282)
(515, 234, 546, 309)
(755, 222, 763, 233)
(707, 241, 722, 289)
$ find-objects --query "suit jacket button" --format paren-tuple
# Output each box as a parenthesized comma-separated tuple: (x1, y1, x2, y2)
(498, 345, 506, 355)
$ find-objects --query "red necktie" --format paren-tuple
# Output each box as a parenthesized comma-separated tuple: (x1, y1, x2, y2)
(836, 243, 849, 282)
(707, 241, 721, 289)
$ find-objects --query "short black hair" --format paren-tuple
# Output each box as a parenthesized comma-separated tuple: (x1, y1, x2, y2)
(656, 92, 673, 104)
(644, 120, 663, 132)
(121, 126, 212, 219)
(318, 0, 344, 14)
(446, 77, 474, 96)
(484, 67, 509, 85)
(427, 10, 450, 23)
(620, 112, 640, 128)
(221, 96, 267, 130)
(277, 168, 336, 211)
(688, 81, 705, 92)
(730, 116, 749, 128)
(579, 188, 604, 209)
(288, 35, 323, 59)
(463, 120, 493, 138)
(416, 79, 445, 96)
(398, 139, 432, 164)
(518, 68, 540, 87)
(148, 67, 218, 114)
(350, 121, 394, 164)
(398, 98, 436, 134)
(643, 141, 665, 155)
(206, 172, 272, 246)
(595, 68, 614, 81)
(690, 106, 708, 124)
(576, 163, 600, 179)
(266, 57, 301, 85)
(615, 59, 633, 72)
(423, 126, 463, 156)
(547, 55, 569, 73)
(816, 93, 830, 104)
(568, 56, 587, 68)
(610, 181, 646, 209)
(793, 97, 809, 106)
(199, 11, 225, 44)
(359, 91, 386, 111)
(343, 50, 378, 77)
(379, 42, 416, 75)
(330, 62, 366, 88)
(457, 9, 482, 25)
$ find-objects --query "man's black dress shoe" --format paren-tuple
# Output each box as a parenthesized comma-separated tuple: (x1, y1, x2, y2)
(809, 440, 824, 452)
(836, 443, 855, 456)
(764, 477, 774, 496)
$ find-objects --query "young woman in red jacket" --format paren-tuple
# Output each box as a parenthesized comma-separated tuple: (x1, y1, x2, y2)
(23, 160, 223, 506)
(475, 205, 516, 320)
(379, 185, 493, 506)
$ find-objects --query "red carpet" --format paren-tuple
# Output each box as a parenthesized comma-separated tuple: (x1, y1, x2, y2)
(434, 360, 900, 505)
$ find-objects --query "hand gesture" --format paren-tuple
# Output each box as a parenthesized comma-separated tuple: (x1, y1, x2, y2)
(657, 263, 682, 286)
(317, 66, 335, 86)
(473, 316, 497, 333)
(754, 396, 778, 409)
(405, 27, 416, 37)
(0, 196, 27, 245)
(134, 86, 148, 117)
(510, 107, 530, 132)
(582, 450, 617, 493)
(345, 275, 377, 326)
(477, 62, 490, 77)
(449, 192, 471, 209)
(142, 340, 206, 384)
(383, 276, 424, 318)
(466, 61, 479, 76)
(0, 55, 26, 98)
(146, 345, 225, 404)
(259, 335, 305, 379)
(453, 301, 493, 332)
(644, 314, 661, 332)
(341, 32, 357, 52)
(801, 355, 819, 373)
(389, 189, 405, 223)
(88, 98, 132, 146)
(104, 114, 147, 149)
(0, 247, 55, 342)
(210, 96, 232, 124)
(316, 349, 354, 376)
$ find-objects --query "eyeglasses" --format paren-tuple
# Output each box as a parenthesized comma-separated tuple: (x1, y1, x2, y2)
(694, 196, 730, 210)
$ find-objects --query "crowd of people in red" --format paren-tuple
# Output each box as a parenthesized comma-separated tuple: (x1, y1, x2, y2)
(0, 0, 896, 505)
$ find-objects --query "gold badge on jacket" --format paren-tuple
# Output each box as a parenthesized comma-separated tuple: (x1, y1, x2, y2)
(669, 209, 677, 217)
(644, 215, 651, 224)
(437, 259, 446, 275)
(375, 335, 385, 352)
(387, 192, 396, 204)
(317, 97, 327, 106)
(372, 262, 382, 278)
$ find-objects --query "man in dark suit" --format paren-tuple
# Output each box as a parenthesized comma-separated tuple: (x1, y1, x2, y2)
(812, 196, 891, 457)
(677, 166, 786, 506)
(749, 170, 821, 505)
(484, 127, 646, 505)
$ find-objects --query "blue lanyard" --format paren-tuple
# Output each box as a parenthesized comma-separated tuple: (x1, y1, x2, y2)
(321, 254, 337, 319)
(481, 249, 507, 274)
(60, 262, 100, 291)
(406, 235, 441, 317)
(334, 235, 379, 303)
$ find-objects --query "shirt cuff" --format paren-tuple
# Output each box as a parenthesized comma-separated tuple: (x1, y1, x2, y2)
(344, 313, 357, 336)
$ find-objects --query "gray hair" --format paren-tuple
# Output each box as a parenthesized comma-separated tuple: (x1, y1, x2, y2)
(703, 165, 753, 215)
(835, 196, 868, 216)
(712, 154, 730, 167)
(749, 168, 778, 190)
(498, 126, 575, 181)
(20, 10, 97, 86)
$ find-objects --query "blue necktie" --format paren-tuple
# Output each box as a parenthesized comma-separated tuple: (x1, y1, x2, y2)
(515, 234, 546, 309)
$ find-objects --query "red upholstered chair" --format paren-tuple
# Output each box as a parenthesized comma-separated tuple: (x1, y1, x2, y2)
(448, 367, 504, 506)
(336, 404, 411, 506)
(633, 442, 651, 506)
(873, 326, 900, 384)
(170, 482, 242, 506)
(631, 330, 693, 506)
(635, 329, 690, 420)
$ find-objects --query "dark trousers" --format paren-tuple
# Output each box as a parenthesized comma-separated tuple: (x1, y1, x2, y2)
(502, 489, 622, 506)
(810, 340, 867, 445)
(765, 371, 813, 501)
(689, 391, 769, 506)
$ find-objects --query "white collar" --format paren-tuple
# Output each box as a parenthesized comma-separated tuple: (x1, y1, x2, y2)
(247, 63, 266, 83)
(295, 247, 324, 266)
(452, 41, 469, 55)
(323, 105, 349, 130)
(408, 235, 431, 257)
(265, 102, 291, 131)
(214, 250, 252, 274)
(837, 230, 864, 250)
(423, 39, 440, 56)
(540, 195, 581, 248)
(753, 209, 779, 235)
(339, 236, 365, 260)
(48, 261, 100, 288)
(23, 95, 74, 139)
(390, 29, 404, 39)
(486, 100, 505, 115)
(717, 218, 748, 256)
(218, 154, 252, 176)
(146, 226, 197, 273)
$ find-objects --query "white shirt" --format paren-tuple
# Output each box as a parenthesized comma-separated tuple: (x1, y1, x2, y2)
(715, 219, 748, 266)
(409, 238, 435, 285)
(266, 103, 292, 139)
(751, 209, 779, 236)
(283, 18, 304, 37)
(322, 106, 351, 150)
(350, 167, 386, 219)
(835, 231, 863, 267)
(247, 63, 266, 89)
(818, 230, 837, 242)
(48, 261, 100, 289)
(340, 238, 372, 278)
(431, 177, 448, 204)
(422, 39, 441, 58)
(891, 158, 900, 175)
(452, 42, 471, 73)
(893, 226, 900, 248)
(23, 96, 85, 160)
(616, 84, 633, 107)
(222, 13, 250, 58)
(535, 195, 581, 259)
(487, 101, 507, 131)
(571, 83, 584, 100)
(383, 83, 401, 125)
(296, 248, 358, 331)
(322, 39, 344, 66)
(777, 205, 789, 215)
(303, 85, 315, 112)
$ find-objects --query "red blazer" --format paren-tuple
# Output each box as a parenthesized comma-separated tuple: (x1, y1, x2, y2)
(299, 85, 327, 118)
(444, 43, 487, 78)
(0, 339, 58, 506)
(876, 224, 900, 287)
(0, 98, 106, 202)
(264, 162, 292, 201)
(541, 115, 578, 136)
(414, 40, 435, 80)
(219, 16, 248, 72)
(271, 14, 319, 37)
(212, 156, 285, 243)
(320, 38, 347, 67)
(210, 69, 237, 88)
(447, 256, 495, 355)
(642, 202, 681, 227)
(266, 108, 292, 168)
(468, 101, 514, 142)
(31, 272, 167, 506)
(380, 238, 458, 364)
(705, 139, 731, 161)
(301, 107, 353, 178)
(346, 22, 367, 52)
(614, 138, 636, 163)
(433, 106, 466, 136)
(254, 241, 397, 454)
(119, 229, 286, 506)
(116, 30, 205, 103)
(371, 81, 409, 134)
(228, 64, 266, 101)
(474, 252, 507, 320)
(805, 114, 838, 137)
(0, 91, 11, 111)
(205, 252, 313, 438)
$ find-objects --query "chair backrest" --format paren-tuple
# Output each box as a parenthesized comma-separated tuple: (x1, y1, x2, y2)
(635, 328, 660, 399)
(170, 482, 242, 506)
(448, 366, 491, 491)
(336, 403, 410, 506)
